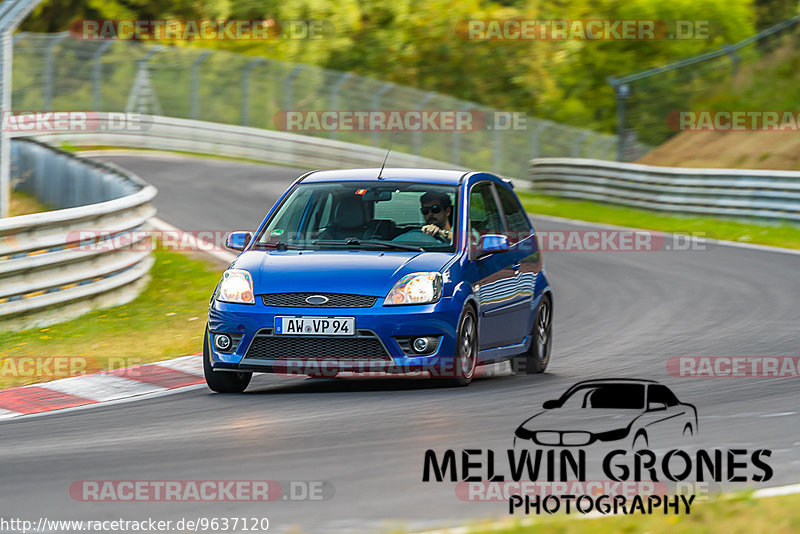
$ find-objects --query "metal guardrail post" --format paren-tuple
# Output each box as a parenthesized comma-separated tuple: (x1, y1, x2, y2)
(328, 72, 353, 139)
(241, 57, 266, 127)
(42, 32, 68, 112)
(0, 0, 43, 218)
(572, 131, 590, 158)
(92, 40, 114, 111)
(125, 46, 163, 115)
(723, 44, 740, 76)
(608, 78, 630, 162)
(283, 66, 305, 112)
(370, 82, 393, 147)
(190, 50, 210, 120)
(530, 122, 546, 160)
(412, 92, 436, 156)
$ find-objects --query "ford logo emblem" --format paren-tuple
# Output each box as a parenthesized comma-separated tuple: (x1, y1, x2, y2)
(305, 295, 329, 305)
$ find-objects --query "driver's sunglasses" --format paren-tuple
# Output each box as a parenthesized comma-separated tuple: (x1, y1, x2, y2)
(420, 205, 442, 216)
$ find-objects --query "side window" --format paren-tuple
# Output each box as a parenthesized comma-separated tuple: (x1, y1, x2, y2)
(469, 182, 503, 251)
(648, 385, 679, 407)
(496, 186, 531, 243)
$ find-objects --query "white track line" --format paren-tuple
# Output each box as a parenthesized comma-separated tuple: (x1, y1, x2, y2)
(153, 354, 205, 376)
(0, 384, 207, 423)
(0, 408, 23, 420)
(40, 373, 166, 402)
(148, 217, 237, 264)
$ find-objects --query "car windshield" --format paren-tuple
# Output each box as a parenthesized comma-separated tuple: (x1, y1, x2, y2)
(253, 181, 458, 252)
(558, 384, 645, 410)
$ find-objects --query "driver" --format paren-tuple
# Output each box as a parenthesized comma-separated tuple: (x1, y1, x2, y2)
(420, 191, 453, 241)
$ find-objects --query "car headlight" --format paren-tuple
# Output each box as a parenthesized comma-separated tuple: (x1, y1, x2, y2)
(384, 272, 442, 306)
(216, 269, 255, 304)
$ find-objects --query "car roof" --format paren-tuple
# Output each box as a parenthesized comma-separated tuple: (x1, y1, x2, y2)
(300, 168, 471, 185)
(567, 378, 659, 387)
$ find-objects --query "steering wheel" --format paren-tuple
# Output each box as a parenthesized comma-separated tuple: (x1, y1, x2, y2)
(391, 228, 446, 245)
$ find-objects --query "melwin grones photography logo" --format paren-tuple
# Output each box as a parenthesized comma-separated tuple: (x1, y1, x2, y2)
(422, 379, 773, 516)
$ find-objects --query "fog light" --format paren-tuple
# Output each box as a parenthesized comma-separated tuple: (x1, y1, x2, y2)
(412, 337, 430, 353)
(214, 333, 232, 351)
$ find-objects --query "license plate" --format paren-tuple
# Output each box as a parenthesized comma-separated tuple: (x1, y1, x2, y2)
(274, 316, 355, 336)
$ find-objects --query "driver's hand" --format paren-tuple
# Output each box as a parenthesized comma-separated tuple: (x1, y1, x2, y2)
(422, 224, 442, 238)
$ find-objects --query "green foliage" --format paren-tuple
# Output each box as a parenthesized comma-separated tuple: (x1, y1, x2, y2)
(21, 0, 760, 133)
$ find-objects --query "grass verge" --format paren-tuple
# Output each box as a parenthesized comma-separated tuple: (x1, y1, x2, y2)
(9, 190, 49, 217)
(459, 492, 799, 534)
(0, 249, 222, 389)
(518, 192, 800, 250)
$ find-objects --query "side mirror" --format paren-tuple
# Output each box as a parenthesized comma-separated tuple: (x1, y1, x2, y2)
(480, 234, 510, 254)
(542, 400, 560, 409)
(647, 401, 667, 412)
(225, 231, 252, 251)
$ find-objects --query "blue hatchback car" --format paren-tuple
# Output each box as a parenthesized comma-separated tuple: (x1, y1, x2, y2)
(204, 168, 553, 392)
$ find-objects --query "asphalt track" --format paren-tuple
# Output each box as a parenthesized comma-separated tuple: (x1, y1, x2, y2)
(1, 153, 798, 532)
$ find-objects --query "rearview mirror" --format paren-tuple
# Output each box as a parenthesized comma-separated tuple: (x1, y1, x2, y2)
(480, 234, 510, 254)
(225, 231, 252, 251)
(647, 401, 667, 412)
(542, 400, 560, 409)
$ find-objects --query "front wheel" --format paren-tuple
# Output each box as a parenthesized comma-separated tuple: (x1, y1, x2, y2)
(203, 327, 252, 393)
(438, 306, 478, 387)
(517, 297, 552, 375)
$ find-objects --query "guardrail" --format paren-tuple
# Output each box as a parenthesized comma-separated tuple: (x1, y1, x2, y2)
(12, 32, 620, 178)
(24, 115, 462, 172)
(1, 139, 156, 329)
(530, 158, 800, 222)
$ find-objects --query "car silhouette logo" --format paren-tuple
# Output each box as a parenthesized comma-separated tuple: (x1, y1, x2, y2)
(305, 295, 329, 305)
(514, 378, 698, 450)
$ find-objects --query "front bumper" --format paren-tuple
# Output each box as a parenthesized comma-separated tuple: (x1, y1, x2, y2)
(207, 296, 464, 375)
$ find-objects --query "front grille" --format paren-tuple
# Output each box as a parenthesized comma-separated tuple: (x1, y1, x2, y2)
(244, 329, 391, 361)
(261, 293, 378, 308)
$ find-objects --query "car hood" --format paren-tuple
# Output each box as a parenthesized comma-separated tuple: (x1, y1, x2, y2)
(517, 408, 641, 434)
(232, 250, 453, 296)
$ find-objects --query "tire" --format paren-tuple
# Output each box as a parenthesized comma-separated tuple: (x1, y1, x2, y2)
(438, 306, 478, 387)
(517, 296, 552, 375)
(203, 327, 252, 393)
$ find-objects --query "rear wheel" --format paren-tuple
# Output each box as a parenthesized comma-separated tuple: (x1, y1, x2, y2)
(438, 306, 478, 387)
(203, 327, 252, 393)
(517, 297, 552, 375)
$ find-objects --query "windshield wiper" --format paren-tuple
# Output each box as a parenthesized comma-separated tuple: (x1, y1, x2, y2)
(252, 242, 306, 251)
(311, 239, 423, 252)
